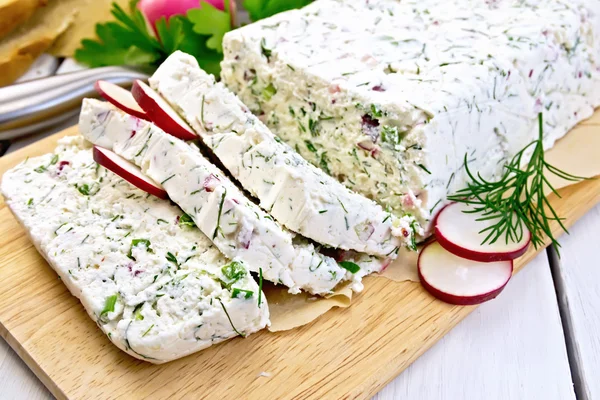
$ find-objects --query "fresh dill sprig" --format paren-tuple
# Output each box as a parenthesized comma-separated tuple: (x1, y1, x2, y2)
(448, 113, 588, 254)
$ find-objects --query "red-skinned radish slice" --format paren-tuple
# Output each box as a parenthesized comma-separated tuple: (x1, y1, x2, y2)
(418, 241, 513, 305)
(434, 202, 531, 262)
(93, 146, 168, 199)
(94, 81, 148, 121)
(131, 80, 198, 141)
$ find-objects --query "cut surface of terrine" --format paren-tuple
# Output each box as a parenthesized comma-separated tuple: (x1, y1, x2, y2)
(149, 51, 416, 256)
(221, 0, 600, 230)
(0, 136, 269, 363)
(80, 99, 387, 294)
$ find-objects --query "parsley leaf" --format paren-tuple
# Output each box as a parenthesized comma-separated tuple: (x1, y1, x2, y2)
(243, 0, 314, 22)
(75, 3, 162, 67)
(75, 1, 223, 75)
(187, 1, 232, 53)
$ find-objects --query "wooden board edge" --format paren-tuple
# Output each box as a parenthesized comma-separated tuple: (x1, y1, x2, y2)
(0, 125, 599, 399)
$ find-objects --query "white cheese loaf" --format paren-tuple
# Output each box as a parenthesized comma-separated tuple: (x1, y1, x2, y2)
(149, 51, 418, 256)
(79, 99, 388, 294)
(0, 136, 269, 363)
(221, 0, 600, 232)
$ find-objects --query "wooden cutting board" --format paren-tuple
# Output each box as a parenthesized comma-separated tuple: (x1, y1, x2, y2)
(0, 120, 599, 400)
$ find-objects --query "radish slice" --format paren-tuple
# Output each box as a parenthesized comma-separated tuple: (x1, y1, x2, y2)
(93, 146, 168, 199)
(131, 80, 197, 141)
(435, 202, 531, 262)
(94, 81, 148, 121)
(418, 241, 513, 305)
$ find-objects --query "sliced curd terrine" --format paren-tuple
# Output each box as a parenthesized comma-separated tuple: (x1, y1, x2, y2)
(221, 0, 600, 231)
(79, 99, 388, 294)
(0, 136, 268, 363)
(149, 51, 417, 256)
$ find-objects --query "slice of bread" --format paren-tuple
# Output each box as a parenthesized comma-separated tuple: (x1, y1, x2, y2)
(0, 0, 78, 86)
(49, 0, 130, 57)
(0, 0, 50, 40)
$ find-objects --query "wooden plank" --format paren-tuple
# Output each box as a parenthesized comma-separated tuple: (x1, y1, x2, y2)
(375, 252, 575, 400)
(0, 118, 598, 399)
(549, 205, 600, 400)
(0, 339, 52, 400)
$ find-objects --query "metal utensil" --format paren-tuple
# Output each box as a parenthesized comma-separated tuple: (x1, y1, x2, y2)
(0, 66, 149, 140)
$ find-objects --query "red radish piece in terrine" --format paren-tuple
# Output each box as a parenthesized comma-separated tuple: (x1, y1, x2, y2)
(418, 241, 513, 306)
(93, 145, 168, 199)
(131, 80, 198, 141)
(434, 202, 531, 262)
(94, 80, 148, 120)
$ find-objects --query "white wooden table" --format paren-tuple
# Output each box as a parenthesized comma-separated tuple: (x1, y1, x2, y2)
(1, 58, 598, 400)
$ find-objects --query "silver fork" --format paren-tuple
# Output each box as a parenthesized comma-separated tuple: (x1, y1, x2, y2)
(0, 66, 149, 140)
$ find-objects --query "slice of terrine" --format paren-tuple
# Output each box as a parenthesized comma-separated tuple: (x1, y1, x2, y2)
(79, 99, 387, 294)
(221, 0, 600, 231)
(0, 136, 269, 363)
(148, 51, 418, 256)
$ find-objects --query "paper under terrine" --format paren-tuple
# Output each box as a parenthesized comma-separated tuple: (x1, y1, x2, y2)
(79, 99, 387, 294)
(0, 136, 269, 363)
(149, 51, 418, 256)
(221, 0, 600, 232)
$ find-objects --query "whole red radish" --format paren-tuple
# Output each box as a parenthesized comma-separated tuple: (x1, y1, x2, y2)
(138, 0, 235, 27)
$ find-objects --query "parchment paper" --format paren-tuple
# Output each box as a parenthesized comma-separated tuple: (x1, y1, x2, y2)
(266, 116, 600, 332)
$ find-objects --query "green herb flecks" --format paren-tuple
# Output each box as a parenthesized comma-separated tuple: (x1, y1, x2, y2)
(179, 213, 196, 228)
(99, 294, 118, 323)
(232, 288, 254, 299)
(337, 197, 348, 213)
(417, 164, 431, 175)
(142, 324, 154, 337)
(305, 140, 318, 153)
(448, 113, 588, 254)
(219, 299, 245, 337)
(128, 239, 152, 259)
(221, 261, 246, 288)
(319, 152, 332, 175)
(262, 83, 277, 101)
(339, 261, 360, 274)
(308, 118, 319, 136)
(370, 104, 383, 118)
(213, 190, 227, 239)
(76, 183, 100, 196)
(258, 268, 263, 307)
(133, 303, 144, 321)
(200, 94, 206, 129)
(381, 126, 403, 145)
(260, 38, 272, 60)
(166, 252, 179, 266)
(160, 174, 176, 185)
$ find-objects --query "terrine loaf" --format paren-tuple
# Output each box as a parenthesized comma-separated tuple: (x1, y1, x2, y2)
(221, 0, 600, 232)
(0, 136, 269, 363)
(80, 99, 386, 294)
(149, 51, 418, 256)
